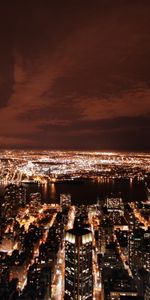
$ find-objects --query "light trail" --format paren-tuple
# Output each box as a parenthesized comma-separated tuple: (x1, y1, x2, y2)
(130, 203, 150, 229)
(88, 209, 101, 300)
(52, 205, 76, 300)
(113, 232, 133, 278)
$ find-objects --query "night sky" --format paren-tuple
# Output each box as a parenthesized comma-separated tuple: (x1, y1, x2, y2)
(0, 0, 150, 151)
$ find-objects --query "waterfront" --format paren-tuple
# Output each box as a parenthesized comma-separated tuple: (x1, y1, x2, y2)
(0, 151, 149, 299)
(0, 178, 148, 205)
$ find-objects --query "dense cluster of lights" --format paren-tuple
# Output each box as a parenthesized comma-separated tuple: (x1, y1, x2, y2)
(0, 150, 150, 299)
(0, 150, 149, 184)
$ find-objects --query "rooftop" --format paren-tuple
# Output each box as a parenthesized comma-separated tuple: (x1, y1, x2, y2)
(67, 227, 91, 236)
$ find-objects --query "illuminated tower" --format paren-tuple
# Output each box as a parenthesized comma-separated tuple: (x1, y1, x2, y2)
(65, 227, 93, 300)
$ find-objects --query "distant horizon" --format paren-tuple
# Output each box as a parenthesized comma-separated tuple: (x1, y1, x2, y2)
(0, 147, 150, 154)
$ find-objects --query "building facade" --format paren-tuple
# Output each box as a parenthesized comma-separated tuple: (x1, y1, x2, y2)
(65, 228, 93, 300)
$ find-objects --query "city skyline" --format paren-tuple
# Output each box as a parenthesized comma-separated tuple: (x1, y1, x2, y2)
(0, 150, 150, 299)
(0, 1, 150, 150)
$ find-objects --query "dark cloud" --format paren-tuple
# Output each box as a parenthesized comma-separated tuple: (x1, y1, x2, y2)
(2, 114, 149, 151)
(17, 100, 83, 123)
(0, 4, 14, 107)
(25, 114, 149, 150)
(50, 2, 150, 101)
(0, 0, 150, 150)
(39, 114, 150, 133)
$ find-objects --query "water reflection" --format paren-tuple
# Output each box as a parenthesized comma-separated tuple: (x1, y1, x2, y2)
(50, 183, 56, 202)
(39, 178, 146, 205)
(0, 178, 147, 205)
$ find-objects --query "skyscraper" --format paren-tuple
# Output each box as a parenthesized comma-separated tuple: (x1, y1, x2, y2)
(60, 194, 71, 209)
(2, 184, 26, 218)
(65, 227, 93, 300)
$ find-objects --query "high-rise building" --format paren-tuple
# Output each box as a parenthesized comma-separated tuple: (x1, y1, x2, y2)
(29, 192, 41, 215)
(128, 213, 135, 271)
(2, 184, 26, 218)
(65, 227, 93, 300)
(126, 207, 140, 272)
(144, 273, 150, 300)
(106, 197, 124, 223)
(20, 263, 52, 300)
(146, 187, 150, 202)
(60, 194, 71, 209)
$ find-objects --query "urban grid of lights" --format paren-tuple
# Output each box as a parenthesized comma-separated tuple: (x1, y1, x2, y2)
(0, 150, 149, 184)
(0, 150, 150, 299)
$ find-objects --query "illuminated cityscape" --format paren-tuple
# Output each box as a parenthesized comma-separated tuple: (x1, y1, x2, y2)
(1, 0, 150, 298)
(0, 150, 149, 299)
(0, 150, 149, 184)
